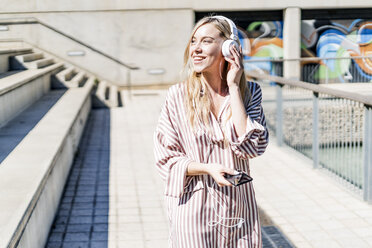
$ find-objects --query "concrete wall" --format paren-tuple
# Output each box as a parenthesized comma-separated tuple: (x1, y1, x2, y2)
(1, 1, 372, 85)
(0, 10, 193, 85)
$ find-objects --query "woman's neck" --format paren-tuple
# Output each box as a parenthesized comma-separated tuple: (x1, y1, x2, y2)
(201, 72, 228, 96)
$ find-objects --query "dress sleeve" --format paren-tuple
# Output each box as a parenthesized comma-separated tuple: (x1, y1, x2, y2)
(153, 90, 194, 198)
(228, 82, 269, 160)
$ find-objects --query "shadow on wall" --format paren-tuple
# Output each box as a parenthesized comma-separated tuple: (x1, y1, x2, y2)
(45, 109, 110, 248)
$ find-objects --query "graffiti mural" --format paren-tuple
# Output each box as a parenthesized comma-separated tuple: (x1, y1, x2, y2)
(240, 21, 283, 77)
(240, 19, 372, 83)
(301, 19, 372, 83)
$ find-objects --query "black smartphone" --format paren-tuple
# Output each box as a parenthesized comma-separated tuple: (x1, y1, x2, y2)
(224, 170, 253, 186)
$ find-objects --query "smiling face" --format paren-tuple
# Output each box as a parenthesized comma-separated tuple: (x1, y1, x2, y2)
(189, 23, 225, 74)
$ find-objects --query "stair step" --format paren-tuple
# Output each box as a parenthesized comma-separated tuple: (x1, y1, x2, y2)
(26, 58, 54, 69)
(16, 52, 44, 62)
(96, 81, 108, 100)
(0, 90, 66, 163)
(1, 48, 33, 73)
(0, 70, 24, 80)
(119, 89, 127, 107)
(0, 47, 32, 55)
(0, 62, 64, 128)
(55, 67, 75, 81)
(108, 85, 119, 107)
(70, 71, 86, 87)
(0, 83, 93, 248)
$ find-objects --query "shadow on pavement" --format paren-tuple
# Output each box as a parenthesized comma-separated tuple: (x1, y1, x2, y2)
(45, 109, 110, 248)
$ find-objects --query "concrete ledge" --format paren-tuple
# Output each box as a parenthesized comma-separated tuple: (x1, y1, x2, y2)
(0, 62, 63, 128)
(0, 48, 32, 55)
(0, 80, 94, 248)
(0, 48, 32, 73)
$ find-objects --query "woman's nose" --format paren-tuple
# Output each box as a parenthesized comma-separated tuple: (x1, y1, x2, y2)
(192, 42, 202, 53)
(196, 45, 202, 52)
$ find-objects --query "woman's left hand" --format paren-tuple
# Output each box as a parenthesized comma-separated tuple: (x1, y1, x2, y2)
(225, 45, 244, 88)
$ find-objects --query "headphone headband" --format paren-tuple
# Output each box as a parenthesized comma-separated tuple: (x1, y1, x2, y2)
(213, 15, 238, 40)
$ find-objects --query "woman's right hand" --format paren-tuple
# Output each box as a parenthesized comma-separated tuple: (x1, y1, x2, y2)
(206, 164, 235, 187)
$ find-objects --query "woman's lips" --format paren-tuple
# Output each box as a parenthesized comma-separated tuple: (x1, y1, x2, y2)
(193, 56, 205, 64)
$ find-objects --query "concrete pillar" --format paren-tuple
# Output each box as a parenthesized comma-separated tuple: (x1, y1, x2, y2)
(283, 7, 301, 80)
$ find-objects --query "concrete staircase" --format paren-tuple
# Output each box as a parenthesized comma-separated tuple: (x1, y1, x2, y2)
(8, 47, 123, 108)
(0, 42, 126, 248)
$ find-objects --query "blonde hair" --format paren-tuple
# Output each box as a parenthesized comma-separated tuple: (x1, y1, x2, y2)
(182, 16, 248, 133)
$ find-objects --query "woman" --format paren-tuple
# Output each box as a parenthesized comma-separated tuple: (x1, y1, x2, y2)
(154, 15, 269, 247)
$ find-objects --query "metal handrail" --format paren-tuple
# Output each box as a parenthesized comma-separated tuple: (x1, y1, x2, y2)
(248, 69, 372, 202)
(0, 17, 139, 70)
(244, 55, 372, 63)
(246, 70, 372, 107)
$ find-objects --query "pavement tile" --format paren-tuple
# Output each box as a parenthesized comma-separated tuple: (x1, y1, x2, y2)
(352, 227, 372, 238)
(93, 224, 108, 232)
(145, 239, 168, 247)
(90, 241, 108, 248)
(339, 218, 369, 228)
(364, 236, 372, 246)
(74, 196, 95, 203)
(337, 237, 371, 248)
(91, 232, 108, 241)
(62, 197, 74, 204)
(55, 216, 69, 225)
(70, 209, 93, 216)
(95, 202, 109, 209)
(317, 219, 345, 230)
(93, 215, 109, 224)
(69, 216, 92, 225)
(66, 224, 92, 233)
(49, 232, 64, 242)
(94, 208, 110, 216)
(355, 209, 372, 218)
(46, 242, 62, 248)
(51, 224, 66, 233)
(64, 232, 90, 242)
(61, 242, 89, 248)
(72, 202, 94, 210)
(59, 203, 72, 210)
(311, 240, 342, 248)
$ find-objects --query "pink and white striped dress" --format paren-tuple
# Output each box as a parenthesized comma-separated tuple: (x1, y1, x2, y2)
(154, 81, 269, 248)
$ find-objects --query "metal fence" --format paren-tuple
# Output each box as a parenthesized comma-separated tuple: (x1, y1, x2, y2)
(247, 70, 372, 202)
(318, 95, 364, 188)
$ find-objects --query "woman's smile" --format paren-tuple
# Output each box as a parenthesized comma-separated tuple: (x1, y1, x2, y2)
(192, 55, 206, 64)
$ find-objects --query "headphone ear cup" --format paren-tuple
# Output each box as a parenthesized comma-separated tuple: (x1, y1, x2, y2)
(222, 39, 239, 59)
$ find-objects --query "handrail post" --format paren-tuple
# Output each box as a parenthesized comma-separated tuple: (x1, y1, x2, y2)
(313, 92, 319, 169)
(276, 83, 284, 146)
(363, 105, 372, 202)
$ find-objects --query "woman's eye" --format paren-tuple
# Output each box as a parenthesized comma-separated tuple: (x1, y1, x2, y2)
(203, 39, 212, 43)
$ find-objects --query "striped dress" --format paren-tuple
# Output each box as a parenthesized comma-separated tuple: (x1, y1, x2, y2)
(154, 81, 269, 248)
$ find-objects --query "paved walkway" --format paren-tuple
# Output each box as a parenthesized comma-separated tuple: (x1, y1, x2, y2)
(45, 88, 372, 248)
(253, 139, 372, 248)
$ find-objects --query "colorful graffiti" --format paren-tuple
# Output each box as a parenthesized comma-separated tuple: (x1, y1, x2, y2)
(240, 19, 372, 83)
(240, 21, 283, 77)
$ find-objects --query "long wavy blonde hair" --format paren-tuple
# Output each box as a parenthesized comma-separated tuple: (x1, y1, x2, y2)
(182, 16, 248, 132)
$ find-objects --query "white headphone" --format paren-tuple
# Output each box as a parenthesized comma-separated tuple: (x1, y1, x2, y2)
(214, 16, 239, 59)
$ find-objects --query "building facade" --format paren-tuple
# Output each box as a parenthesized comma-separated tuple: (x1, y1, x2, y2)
(0, 0, 371, 85)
